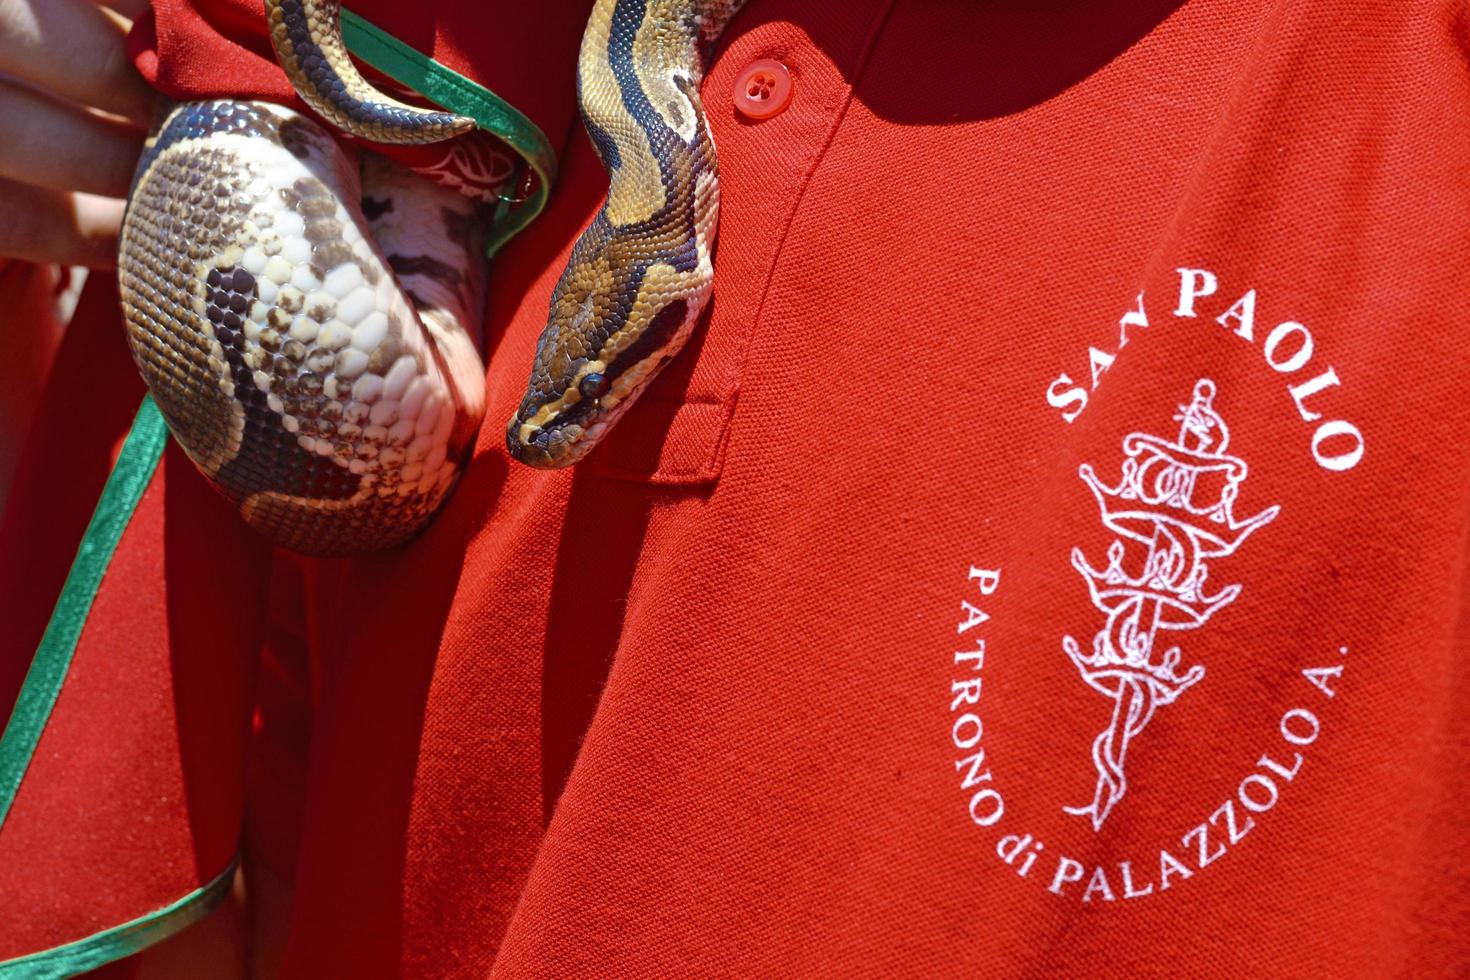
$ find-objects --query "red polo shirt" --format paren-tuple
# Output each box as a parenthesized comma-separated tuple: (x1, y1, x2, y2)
(1, 0, 1467, 975)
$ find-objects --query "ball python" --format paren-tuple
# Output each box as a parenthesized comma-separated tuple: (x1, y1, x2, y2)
(119, 0, 748, 556)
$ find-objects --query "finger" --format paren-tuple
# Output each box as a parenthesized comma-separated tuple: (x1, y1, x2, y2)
(0, 177, 123, 268)
(96, 0, 148, 22)
(0, 0, 155, 122)
(0, 78, 143, 197)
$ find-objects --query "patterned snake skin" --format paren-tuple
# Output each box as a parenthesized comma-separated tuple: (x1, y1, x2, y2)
(118, 0, 745, 555)
(506, 0, 747, 466)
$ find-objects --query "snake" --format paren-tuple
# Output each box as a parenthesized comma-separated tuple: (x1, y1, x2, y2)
(118, 0, 747, 556)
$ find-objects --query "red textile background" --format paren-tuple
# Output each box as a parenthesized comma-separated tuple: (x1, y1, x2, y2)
(0, 277, 142, 720)
(3, 0, 1469, 976)
(0, 437, 271, 961)
(0, 263, 63, 525)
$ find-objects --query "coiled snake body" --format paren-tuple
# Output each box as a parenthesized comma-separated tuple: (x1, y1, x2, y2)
(118, 0, 746, 555)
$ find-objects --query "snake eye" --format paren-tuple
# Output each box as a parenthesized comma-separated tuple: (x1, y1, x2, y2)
(579, 372, 610, 400)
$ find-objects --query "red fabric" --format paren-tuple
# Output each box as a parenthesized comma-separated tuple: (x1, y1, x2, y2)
(0, 263, 63, 520)
(5, 0, 1470, 975)
(0, 442, 270, 958)
(0, 277, 142, 719)
(243, 552, 325, 886)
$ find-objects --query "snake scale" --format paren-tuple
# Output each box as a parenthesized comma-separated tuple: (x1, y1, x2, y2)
(118, 0, 747, 555)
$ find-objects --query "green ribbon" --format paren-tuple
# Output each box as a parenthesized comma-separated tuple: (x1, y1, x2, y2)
(0, 396, 181, 975)
(340, 7, 559, 255)
(0, 858, 238, 978)
(0, 396, 167, 833)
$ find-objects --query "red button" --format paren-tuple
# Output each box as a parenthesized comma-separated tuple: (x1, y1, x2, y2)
(732, 59, 792, 120)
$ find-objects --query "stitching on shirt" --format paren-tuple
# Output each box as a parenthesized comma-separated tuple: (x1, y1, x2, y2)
(719, 0, 900, 438)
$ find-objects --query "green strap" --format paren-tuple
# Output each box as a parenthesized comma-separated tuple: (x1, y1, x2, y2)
(0, 396, 167, 832)
(0, 858, 238, 978)
(341, 7, 559, 255)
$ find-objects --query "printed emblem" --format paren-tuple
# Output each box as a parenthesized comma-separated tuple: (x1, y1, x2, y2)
(1062, 379, 1279, 829)
(943, 266, 1360, 902)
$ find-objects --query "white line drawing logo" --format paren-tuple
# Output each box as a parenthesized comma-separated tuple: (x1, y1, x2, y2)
(1063, 379, 1280, 830)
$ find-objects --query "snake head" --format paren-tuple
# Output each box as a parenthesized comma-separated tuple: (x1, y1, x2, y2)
(506, 213, 710, 468)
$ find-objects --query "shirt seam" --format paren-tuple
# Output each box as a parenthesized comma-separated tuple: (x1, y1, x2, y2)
(717, 0, 900, 435)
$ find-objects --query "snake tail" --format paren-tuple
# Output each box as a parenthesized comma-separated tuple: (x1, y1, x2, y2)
(265, 0, 475, 144)
(506, 0, 748, 467)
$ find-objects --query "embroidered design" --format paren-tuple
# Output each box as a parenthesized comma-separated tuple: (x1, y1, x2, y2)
(1062, 379, 1280, 830)
(364, 79, 519, 203)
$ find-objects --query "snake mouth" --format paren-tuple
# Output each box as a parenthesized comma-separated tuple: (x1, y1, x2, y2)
(505, 364, 601, 467)
(506, 345, 663, 468)
(507, 293, 696, 468)
(505, 411, 609, 468)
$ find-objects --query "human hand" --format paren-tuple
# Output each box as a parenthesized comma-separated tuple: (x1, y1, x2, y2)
(0, 0, 156, 268)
